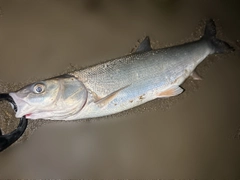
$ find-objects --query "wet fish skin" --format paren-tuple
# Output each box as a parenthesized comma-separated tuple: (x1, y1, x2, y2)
(9, 19, 234, 120)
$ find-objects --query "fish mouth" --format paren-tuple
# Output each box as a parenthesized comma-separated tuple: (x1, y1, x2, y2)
(8, 93, 46, 119)
(7, 94, 43, 119)
(9, 93, 31, 118)
(9, 92, 87, 120)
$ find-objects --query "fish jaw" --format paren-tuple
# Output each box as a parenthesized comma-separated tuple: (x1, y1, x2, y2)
(9, 92, 42, 119)
(9, 92, 68, 120)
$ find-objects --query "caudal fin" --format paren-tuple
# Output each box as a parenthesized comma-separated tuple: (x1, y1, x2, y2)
(202, 19, 234, 54)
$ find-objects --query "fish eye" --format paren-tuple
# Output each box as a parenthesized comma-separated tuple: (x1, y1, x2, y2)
(33, 83, 45, 94)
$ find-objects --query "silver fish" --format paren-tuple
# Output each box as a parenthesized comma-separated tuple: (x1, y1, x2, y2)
(9, 19, 233, 120)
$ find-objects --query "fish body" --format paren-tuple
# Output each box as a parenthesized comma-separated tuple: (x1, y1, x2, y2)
(69, 40, 209, 120)
(9, 20, 233, 120)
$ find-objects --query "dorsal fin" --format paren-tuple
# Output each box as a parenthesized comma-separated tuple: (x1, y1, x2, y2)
(135, 36, 152, 53)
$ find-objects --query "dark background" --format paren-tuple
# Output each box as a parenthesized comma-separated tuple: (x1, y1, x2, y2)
(0, 0, 240, 179)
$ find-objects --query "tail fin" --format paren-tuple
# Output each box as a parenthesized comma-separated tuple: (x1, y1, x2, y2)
(202, 19, 234, 54)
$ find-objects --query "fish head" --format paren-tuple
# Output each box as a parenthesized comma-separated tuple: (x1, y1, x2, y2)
(9, 75, 88, 120)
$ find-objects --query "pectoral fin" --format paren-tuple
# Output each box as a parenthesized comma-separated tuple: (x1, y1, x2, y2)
(157, 85, 184, 98)
(95, 85, 130, 108)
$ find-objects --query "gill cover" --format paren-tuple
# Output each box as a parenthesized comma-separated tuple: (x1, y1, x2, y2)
(9, 75, 88, 120)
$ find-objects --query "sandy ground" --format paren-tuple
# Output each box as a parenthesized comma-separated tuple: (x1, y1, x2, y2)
(0, 0, 240, 179)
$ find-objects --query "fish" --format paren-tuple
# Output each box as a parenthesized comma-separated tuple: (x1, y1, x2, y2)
(9, 19, 234, 120)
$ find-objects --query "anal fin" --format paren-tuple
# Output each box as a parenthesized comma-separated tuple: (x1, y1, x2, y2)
(157, 85, 184, 98)
(190, 71, 202, 80)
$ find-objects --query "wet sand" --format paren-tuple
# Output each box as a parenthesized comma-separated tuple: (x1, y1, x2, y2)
(0, 0, 240, 178)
